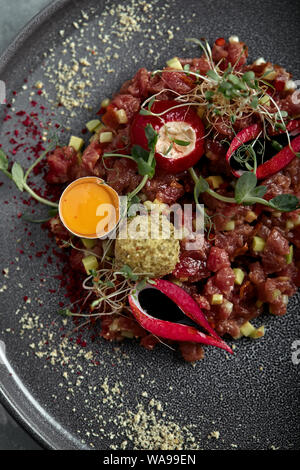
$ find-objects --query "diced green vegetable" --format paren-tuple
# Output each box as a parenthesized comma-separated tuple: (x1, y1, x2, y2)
(86, 119, 101, 132)
(272, 289, 281, 300)
(211, 294, 223, 305)
(223, 220, 235, 231)
(115, 109, 128, 124)
(69, 136, 84, 151)
(82, 255, 99, 275)
(233, 268, 245, 285)
(256, 300, 263, 308)
(252, 236, 265, 252)
(222, 300, 233, 314)
(166, 57, 183, 70)
(259, 94, 270, 106)
(249, 325, 265, 339)
(100, 131, 113, 143)
(205, 175, 224, 189)
(81, 238, 96, 249)
(240, 321, 256, 337)
(101, 98, 110, 108)
(286, 245, 293, 264)
(245, 210, 257, 223)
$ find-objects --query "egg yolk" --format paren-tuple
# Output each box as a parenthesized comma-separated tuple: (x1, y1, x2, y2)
(59, 178, 119, 238)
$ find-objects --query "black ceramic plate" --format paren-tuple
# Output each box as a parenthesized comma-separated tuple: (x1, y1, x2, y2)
(0, 0, 300, 451)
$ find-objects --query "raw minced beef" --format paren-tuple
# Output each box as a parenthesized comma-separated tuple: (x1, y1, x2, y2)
(45, 37, 300, 361)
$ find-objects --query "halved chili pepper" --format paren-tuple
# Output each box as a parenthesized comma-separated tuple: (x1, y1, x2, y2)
(128, 279, 233, 354)
(226, 119, 300, 179)
(130, 100, 205, 173)
(256, 134, 300, 179)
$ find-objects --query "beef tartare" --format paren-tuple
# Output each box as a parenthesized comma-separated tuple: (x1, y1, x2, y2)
(2, 36, 300, 362)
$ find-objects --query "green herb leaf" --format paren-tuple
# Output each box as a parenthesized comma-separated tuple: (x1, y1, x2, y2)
(0, 149, 8, 171)
(11, 162, 24, 191)
(131, 145, 156, 178)
(206, 69, 220, 82)
(58, 308, 73, 317)
(268, 194, 300, 212)
(242, 71, 255, 83)
(145, 124, 158, 151)
(48, 208, 59, 217)
(194, 175, 209, 198)
(120, 264, 139, 281)
(139, 109, 152, 116)
(205, 90, 214, 101)
(250, 96, 259, 109)
(164, 143, 174, 156)
(173, 139, 190, 146)
(250, 185, 267, 199)
(148, 97, 155, 111)
(234, 171, 257, 203)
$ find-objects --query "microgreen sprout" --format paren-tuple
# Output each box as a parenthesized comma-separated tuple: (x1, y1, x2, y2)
(0, 134, 60, 208)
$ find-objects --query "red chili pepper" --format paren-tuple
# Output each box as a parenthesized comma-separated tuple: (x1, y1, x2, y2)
(130, 100, 205, 173)
(256, 134, 300, 179)
(215, 37, 226, 46)
(226, 120, 300, 179)
(226, 123, 262, 177)
(128, 280, 233, 354)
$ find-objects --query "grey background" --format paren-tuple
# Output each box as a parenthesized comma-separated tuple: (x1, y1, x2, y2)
(0, 0, 52, 450)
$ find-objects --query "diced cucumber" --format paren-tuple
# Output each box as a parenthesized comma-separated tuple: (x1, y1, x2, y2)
(286, 245, 293, 264)
(101, 98, 110, 108)
(115, 109, 128, 124)
(86, 119, 101, 132)
(69, 136, 84, 151)
(81, 238, 96, 249)
(223, 220, 235, 231)
(240, 321, 256, 337)
(205, 175, 224, 189)
(233, 268, 245, 285)
(252, 236, 265, 252)
(245, 210, 257, 223)
(100, 131, 113, 143)
(211, 294, 223, 305)
(249, 325, 265, 339)
(166, 57, 183, 70)
(82, 255, 99, 275)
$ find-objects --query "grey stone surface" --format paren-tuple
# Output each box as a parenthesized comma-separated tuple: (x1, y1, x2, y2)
(0, 0, 50, 449)
(0, 0, 52, 55)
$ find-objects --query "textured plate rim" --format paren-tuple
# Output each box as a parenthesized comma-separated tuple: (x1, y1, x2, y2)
(0, 0, 77, 450)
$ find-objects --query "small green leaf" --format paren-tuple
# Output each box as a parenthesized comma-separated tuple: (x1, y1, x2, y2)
(250, 185, 267, 198)
(145, 124, 158, 151)
(0, 149, 9, 171)
(164, 143, 174, 156)
(173, 139, 190, 146)
(242, 71, 255, 83)
(148, 97, 155, 111)
(206, 69, 220, 82)
(11, 162, 24, 191)
(250, 96, 259, 109)
(195, 176, 209, 198)
(136, 158, 156, 178)
(235, 171, 257, 203)
(139, 109, 152, 116)
(131, 145, 149, 162)
(268, 194, 300, 212)
(205, 90, 214, 101)
(120, 264, 139, 281)
(48, 208, 59, 217)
